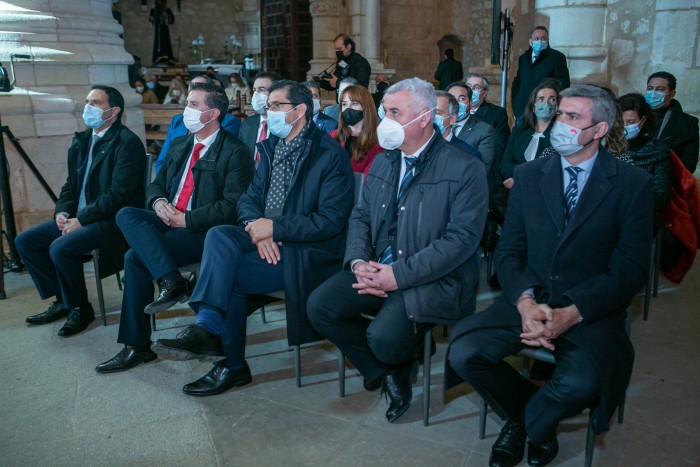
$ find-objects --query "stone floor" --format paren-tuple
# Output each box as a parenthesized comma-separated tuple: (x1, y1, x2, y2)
(1, 257, 699, 466)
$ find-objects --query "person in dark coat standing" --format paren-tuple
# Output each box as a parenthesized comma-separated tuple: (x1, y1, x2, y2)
(434, 48, 464, 91)
(645, 71, 699, 174)
(320, 34, 371, 90)
(16, 85, 146, 337)
(308, 78, 488, 424)
(95, 82, 255, 374)
(511, 26, 570, 123)
(154, 80, 354, 396)
(445, 85, 653, 467)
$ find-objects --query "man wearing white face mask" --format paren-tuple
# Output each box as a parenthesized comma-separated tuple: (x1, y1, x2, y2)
(308, 78, 488, 423)
(16, 86, 146, 337)
(154, 75, 241, 173)
(95, 82, 255, 374)
(511, 26, 570, 124)
(303, 80, 337, 134)
(446, 85, 653, 467)
(238, 71, 283, 163)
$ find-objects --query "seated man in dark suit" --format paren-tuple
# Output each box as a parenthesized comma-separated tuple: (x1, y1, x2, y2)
(150, 81, 355, 396)
(467, 73, 511, 161)
(446, 85, 654, 467)
(16, 85, 146, 337)
(95, 82, 255, 373)
(154, 75, 241, 173)
(434, 91, 481, 160)
(238, 71, 283, 164)
(304, 80, 338, 134)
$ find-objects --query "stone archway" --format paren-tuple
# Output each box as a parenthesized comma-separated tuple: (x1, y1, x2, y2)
(437, 34, 465, 64)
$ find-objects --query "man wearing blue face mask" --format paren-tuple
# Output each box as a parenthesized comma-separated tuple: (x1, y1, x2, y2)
(645, 71, 699, 173)
(16, 86, 146, 337)
(511, 26, 570, 124)
(434, 90, 481, 160)
(145, 80, 354, 396)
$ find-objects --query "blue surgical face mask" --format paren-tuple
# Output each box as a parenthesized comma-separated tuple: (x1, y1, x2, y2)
(146, 81, 156, 89)
(532, 40, 548, 54)
(534, 102, 557, 121)
(456, 102, 468, 121)
(624, 123, 641, 140)
(82, 104, 114, 129)
(645, 90, 667, 110)
(470, 90, 481, 107)
(433, 114, 451, 135)
(377, 104, 385, 120)
(267, 107, 300, 139)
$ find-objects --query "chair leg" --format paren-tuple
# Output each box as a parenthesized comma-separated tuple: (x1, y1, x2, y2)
(422, 330, 432, 426)
(644, 240, 655, 320)
(486, 250, 493, 279)
(652, 233, 661, 297)
(260, 305, 267, 324)
(617, 393, 626, 424)
(584, 410, 596, 467)
(338, 350, 346, 398)
(294, 344, 301, 388)
(479, 398, 487, 439)
(116, 271, 123, 291)
(150, 313, 156, 332)
(92, 253, 107, 326)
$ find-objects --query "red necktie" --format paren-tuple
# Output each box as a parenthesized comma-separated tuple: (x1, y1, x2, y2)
(175, 143, 205, 212)
(255, 120, 268, 162)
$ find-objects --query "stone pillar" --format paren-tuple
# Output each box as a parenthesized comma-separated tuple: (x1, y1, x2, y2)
(307, 0, 340, 84)
(534, 0, 608, 85)
(0, 0, 142, 229)
(240, 0, 261, 64)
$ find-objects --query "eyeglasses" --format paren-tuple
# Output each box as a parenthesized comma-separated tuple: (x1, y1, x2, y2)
(265, 101, 298, 112)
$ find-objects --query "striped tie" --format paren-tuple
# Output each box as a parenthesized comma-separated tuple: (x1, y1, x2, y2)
(564, 166, 583, 222)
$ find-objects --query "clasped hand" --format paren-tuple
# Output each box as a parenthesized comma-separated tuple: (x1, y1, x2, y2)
(154, 200, 186, 228)
(518, 300, 582, 350)
(56, 214, 82, 235)
(245, 218, 281, 265)
(352, 261, 398, 298)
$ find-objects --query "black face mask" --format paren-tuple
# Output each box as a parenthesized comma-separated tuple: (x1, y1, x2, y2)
(377, 82, 389, 93)
(342, 108, 364, 127)
(336, 50, 346, 61)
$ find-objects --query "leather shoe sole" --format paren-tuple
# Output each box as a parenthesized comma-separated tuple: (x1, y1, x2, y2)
(96, 347, 158, 374)
(26, 305, 69, 325)
(183, 362, 252, 397)
(527, 436, 559, 466)
(151, 341, 221, 361)
(144, 281, 189, 315)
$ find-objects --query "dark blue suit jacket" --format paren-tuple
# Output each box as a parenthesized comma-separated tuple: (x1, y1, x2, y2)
(314, 112, 338, 134)
(449, 137, 482, 160)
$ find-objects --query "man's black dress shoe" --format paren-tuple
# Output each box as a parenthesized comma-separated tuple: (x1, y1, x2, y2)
(26, 301, 69, 325)
(58, 304, 95, 337)
(490, 420, 527, 467)
(151, 324, 224, 360)
(382, 360, 418, 423)
(527, 435, 559, 466)
(95, 345, 158, 373)
(183, 361, 252, 396)
(144, 276, 189, 314)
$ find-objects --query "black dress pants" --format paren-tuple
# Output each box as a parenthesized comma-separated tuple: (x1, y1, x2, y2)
(307, 270, 432, 382)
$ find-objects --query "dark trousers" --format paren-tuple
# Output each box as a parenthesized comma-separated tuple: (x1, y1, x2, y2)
(189, 225, 285, 369)
(448, 325, 600, 444)
(116, 207, 207, 348)
(15, 219, 100, 309)
(307, 270, 433, 382)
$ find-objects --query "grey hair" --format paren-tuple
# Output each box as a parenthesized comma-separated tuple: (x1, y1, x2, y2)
(466, 73, 489, 90)
(436, 90, 459, 117)
(560, 84, 616, 127)
(386, 77, 437, 118)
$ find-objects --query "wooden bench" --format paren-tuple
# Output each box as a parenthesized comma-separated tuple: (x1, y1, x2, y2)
(140, 104, 183, 141)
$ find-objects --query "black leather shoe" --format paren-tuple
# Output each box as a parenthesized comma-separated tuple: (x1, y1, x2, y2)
(382, 360, 418, 423)
(26, 301, 69, 325)
(527, 435, 559, 466)
(58, 304, 95, 337)
(144, 276, 189, 314)
(95, 345, 158, 373)
(151, 324, 224, 360)
(183, 361, 252, 396)
(490, 420, 527, 467)
(363, 376, 383, 392)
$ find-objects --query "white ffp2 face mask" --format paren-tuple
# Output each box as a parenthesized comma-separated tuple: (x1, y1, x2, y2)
(182, 106, 214, 133)
(376, 108, 434, 150)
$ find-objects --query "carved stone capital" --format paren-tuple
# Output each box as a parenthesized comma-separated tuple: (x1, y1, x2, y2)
(309, 0, 339, 18)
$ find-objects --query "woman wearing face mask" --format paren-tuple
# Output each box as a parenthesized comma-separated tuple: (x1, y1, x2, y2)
(500, 78, 561, 189)
(165, 78, 187, 106)
(330, 85, 382, 176)
(618, 93, 671, 232)
(225, 73, 251, 104)
(134, 78, 159, 104)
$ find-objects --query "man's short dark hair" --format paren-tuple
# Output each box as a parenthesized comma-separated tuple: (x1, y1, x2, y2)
(206, 66, 215, 72)
(269, 79, 313, 121)
(334, 33, 356, 53)
(436, 90, 459, 117)
(189, 82, 228, 123)
(90, 85, 124, 121)
(189, 74, 215, 90)
(303, 80, 320, 93)
(531, 25, 549, 36)
(647, 71, 677, 91)
(253, 71, 283, 83)
(445, 81, 473, 101)
(445, 48, 454, 59)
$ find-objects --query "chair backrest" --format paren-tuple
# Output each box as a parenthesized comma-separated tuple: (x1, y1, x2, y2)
(353, 172, 365, 206)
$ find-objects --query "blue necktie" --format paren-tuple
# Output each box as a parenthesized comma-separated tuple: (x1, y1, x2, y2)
(564, 166, 583, 222)
(378, 156, 418, 264)
(78, 134, 99, 210)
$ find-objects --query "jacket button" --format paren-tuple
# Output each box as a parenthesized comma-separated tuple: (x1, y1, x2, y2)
(550, 274, 559, 281)
(400, 206, 406, 211)
(408, 314, 414, 319)
(381, 204, 386, 208)
(398, 250, 403, 255)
